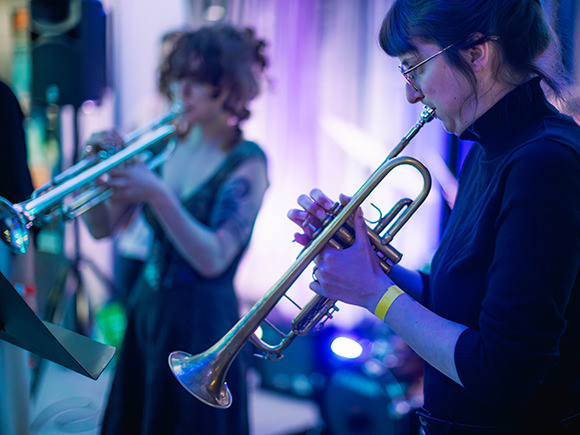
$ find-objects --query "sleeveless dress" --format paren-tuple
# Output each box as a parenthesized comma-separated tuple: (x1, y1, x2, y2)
(100, 140, 267, 435)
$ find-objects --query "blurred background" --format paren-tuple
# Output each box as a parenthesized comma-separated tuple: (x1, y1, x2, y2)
(0, 0, 578, 434)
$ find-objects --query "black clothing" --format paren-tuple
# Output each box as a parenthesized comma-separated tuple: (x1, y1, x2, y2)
(417, 409, 580, 434)
(423, 78, 580, 428)
(0, 80, 33, 203)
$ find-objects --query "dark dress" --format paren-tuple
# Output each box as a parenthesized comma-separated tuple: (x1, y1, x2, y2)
(422, 78, 580, 429)
(100, 140, 267, 435)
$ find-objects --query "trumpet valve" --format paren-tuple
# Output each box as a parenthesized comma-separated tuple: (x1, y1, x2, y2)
(291, 294, 339, 335)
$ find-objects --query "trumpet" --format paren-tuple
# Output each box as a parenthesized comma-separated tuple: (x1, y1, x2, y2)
(168, 106, 436, 408)
(0, 107, 182, 254)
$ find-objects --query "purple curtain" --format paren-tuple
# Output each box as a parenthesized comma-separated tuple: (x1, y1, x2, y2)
(223, 0, 445, 326)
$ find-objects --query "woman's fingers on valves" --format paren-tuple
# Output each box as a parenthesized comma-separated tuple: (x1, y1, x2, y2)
(297, 193, 323, 219)
(289, 188, 336, 245)
(287, 208, 314, 245)
(310, 188, 335, 213)
(287, 208, 308, 227)
(338, 193, 352, 205)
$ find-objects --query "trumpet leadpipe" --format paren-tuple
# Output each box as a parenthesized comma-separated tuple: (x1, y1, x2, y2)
(23, 125, 175, 222)
(0, 106, 182, 254)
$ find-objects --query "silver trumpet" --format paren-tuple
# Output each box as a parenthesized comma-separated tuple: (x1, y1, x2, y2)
(0, 106, 182, 254)
(169, 106, 436, 409)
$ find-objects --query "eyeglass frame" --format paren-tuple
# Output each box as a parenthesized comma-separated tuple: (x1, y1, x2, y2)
(398, 42, 455, 92)
(398, 36, 500, 92)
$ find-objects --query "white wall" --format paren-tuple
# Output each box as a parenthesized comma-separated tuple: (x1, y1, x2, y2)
(104, 0, 189, 134)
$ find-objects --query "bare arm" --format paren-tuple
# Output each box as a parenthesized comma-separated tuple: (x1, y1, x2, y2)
(122, 157, 268, 277)
(383, 291, 466, 385)
(81, 191, 137, 239)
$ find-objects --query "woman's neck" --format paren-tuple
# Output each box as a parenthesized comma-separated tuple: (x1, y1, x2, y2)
(186, 117, 240, 152)
(458, 80, 518, 135)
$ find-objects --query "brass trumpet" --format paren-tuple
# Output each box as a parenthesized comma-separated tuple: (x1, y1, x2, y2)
(168, 106, 435, 408)
(0, 107, 182, 254)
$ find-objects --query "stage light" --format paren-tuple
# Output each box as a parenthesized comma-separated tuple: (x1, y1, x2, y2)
(205, 5, 225, 21)
(330, 336, 363, 360)
(202, 0, 226, 22)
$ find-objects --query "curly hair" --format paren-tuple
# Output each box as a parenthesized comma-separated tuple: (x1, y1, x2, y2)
(158, 23, 268, 124)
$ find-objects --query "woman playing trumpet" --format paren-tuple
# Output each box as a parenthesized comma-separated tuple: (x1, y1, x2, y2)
(83, 24, 269, 435)
(289, 0, 580, 433)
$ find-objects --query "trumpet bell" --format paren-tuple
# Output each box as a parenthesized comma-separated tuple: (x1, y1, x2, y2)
(168, 350, 233, 409)
(0, 197, 29, 253)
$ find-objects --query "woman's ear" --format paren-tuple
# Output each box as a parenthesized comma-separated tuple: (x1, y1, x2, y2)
(469, 44, 490, 73)
(466, 32, 489, 73)
(212, 83, 231, 102)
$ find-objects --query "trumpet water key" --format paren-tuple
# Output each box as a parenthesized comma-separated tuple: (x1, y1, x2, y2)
(168, 106, 436, 409)
(0, 107, 181, 254)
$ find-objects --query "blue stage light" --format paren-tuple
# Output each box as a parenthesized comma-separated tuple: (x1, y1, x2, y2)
(330, 336, 363, 359)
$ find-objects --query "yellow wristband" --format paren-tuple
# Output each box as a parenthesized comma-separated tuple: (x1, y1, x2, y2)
(374, 285, 404, 321)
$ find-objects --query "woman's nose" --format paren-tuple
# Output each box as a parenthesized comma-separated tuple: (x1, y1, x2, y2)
(406, 84, 424, 104)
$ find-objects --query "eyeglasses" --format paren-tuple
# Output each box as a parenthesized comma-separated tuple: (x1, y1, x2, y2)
(398, 43, 455, 92)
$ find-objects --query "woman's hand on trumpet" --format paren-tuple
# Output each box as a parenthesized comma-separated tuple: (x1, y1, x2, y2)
(287, 189, 394, 313)
(105, 162, 166, 204)
(287, 188, 335, 246)
(84, 129, 167, 205)
(84, 130, 125, 158)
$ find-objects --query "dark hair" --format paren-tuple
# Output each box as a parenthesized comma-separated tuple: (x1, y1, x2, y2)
(379, 0, 570, 103)
(158, 23, 268, 124)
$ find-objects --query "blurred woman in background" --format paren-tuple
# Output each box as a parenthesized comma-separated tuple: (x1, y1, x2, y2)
(83, 23, 269, 434)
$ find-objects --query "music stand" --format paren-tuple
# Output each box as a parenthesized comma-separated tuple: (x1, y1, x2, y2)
(0, 271, 115, 380)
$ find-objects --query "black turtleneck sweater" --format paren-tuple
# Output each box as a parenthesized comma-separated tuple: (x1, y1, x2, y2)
(423, 77, 580, 427)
